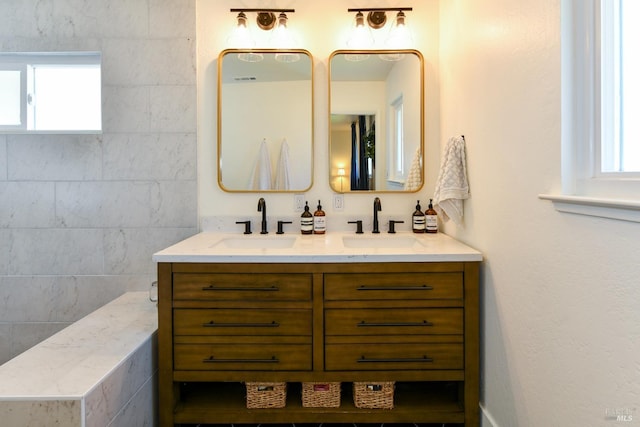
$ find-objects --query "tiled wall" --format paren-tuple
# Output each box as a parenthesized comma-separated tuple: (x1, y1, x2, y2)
(0, 0, 197, 364)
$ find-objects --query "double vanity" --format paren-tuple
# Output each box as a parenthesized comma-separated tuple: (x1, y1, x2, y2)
(154, 231, 481, 426)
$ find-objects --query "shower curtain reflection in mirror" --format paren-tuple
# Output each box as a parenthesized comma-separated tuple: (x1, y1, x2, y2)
(350, 115, 375, 191)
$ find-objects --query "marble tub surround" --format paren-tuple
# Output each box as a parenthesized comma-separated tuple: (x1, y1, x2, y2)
(153, 231, 482, 263)
(0, 292, 158, 427)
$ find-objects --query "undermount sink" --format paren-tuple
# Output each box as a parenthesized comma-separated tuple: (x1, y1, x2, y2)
(342, 235, 423, 249)
(212, 236, 296, 249)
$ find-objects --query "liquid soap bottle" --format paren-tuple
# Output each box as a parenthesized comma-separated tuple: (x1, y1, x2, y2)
(313, 200, 326, 234)
(301, 201, 313, 235)
(412, 200, 426, 233)
(425, 199, 438, 233)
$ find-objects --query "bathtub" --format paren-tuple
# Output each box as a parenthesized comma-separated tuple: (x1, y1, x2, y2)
(0, 292, 157, 427)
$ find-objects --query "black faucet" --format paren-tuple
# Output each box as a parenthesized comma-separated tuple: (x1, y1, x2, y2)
(257, 198, 268, 234)
(388, 220, 404, 234)
(372, 197, 382, 233)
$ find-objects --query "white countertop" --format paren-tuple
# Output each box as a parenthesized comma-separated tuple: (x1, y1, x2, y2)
(0, 292, 157, 399)
(152, 231, 482, 263)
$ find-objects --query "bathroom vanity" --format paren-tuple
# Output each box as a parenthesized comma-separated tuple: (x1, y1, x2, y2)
(154, 232, 481, 426)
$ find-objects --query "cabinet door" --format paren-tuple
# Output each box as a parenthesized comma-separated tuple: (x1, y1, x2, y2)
(324, 273, 463, 301)
(173, 273, 312, 301)
(175, 309, 312, 336)
(325, 308, 463, 336)
(325, 343, 463, 371)
(175, 343, 312, 371)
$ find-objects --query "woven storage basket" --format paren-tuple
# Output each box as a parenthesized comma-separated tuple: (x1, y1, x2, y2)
(245, 382, 287, 409)
(301, 382, 341, 408)
(353, 381, 395, 409)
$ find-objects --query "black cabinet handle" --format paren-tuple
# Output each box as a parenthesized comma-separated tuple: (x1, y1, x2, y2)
(357, 285, 434, 291)
(202, 356, 279, 363)
(357, 355, 434, 363)
(202, 321, 280, 328)
(357, 320, 434, 327)
(201, 285, 279, 292)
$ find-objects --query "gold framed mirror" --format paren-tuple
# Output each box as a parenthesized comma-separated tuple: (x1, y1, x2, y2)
(218, 49, 314, 192)
(329, 49, 424, 192)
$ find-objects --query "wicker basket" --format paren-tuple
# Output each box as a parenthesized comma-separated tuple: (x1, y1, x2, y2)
(245, 382, 287, 409)
(301, 382, 341, 408)
(353, 381, 395, 409)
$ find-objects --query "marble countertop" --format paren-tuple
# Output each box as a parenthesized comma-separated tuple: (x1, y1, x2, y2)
(152, 231, 482, 263)
(0, 292, 157, 399)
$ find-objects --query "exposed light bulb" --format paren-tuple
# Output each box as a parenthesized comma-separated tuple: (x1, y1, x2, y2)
(227, 12, 254, 48)
(347, 11, 374, 49)
(385, 11, 413, 49)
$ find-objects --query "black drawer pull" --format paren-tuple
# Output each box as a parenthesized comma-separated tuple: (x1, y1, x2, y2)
(202, 355, 279, 363)
(357, 355, 434, 363)
(201, 285, 280, 292)
(358, 320, 434, 327)
(202, 320, 280, 328)
(356, 285, 434, 291)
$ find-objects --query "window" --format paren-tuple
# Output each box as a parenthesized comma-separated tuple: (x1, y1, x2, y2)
(0, 52, 101, 133)
(541, 0, 640, 222)
(600, 0, 640, 173)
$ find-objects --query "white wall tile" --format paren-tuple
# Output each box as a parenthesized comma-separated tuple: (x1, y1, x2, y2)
(8, 229, 104, 275)
(0, 183, 55, 228)
(149, 85, 197, 132)
(0, 0, 48, 39)
(150, 181, 197, 227)
(0, 230, 7, 275)
(106, 373, 157, 427)
(150, 0, 196, 38)
(0, 136, 7, 180)
(103, 133, 196, 180)
(0, 323, 11, 363)
(104, 227, 196, 275)
(85, 335, 156, 427)
(53, 0, 149, 38)
(0, 400, 81, 427)
(7, 135, 102, 181)
(102, 86, 150, 133)
(56, 181, 154, 228)
(102, 38, 196, 86)
(0, 276, 149, 323)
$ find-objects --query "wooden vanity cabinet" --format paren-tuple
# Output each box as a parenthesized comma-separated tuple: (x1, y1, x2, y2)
(158, 261, 479, 426)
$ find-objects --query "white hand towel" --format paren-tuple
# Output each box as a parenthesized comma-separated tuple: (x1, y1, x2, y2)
(274, 139, 291, 190)
(404, 145, 422, 191)
(433, 135, 469, 226)
(250, 139, 273, 190)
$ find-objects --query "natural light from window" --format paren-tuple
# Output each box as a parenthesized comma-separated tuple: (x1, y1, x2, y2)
(601, 0, 640, 173)
(0, 52, 101, 133)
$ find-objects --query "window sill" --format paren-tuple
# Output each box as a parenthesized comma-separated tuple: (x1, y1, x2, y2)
(538, 194, 640, 223)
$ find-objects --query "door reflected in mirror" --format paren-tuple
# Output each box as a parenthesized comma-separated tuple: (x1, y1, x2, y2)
(218, 49, 314, 192)
(329, 50, 423, 192)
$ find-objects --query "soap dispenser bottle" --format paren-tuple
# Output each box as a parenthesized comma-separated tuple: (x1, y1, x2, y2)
(301, 202, 313, 234)
(313, 200, 326, 234)
(425, 199, 438, 233)
(412, 200, 426, 233)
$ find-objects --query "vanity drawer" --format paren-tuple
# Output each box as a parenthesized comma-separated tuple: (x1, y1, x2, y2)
(174, 343, 312, 371)
(174, 308, 312, 336)
(325, 343, 463, 371)
(325, 308, 463, 336)
(173, 273, 312, 301)
(324, 273, 462, 301)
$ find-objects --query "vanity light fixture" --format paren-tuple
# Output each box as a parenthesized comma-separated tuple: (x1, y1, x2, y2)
(229, 9, 298, 62)
(346, 7, 413, 57)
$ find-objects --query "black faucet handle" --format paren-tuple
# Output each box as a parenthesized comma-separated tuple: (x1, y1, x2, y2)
(235, 220, 252, 234)
(348, 220, 364, 234)
(388, 220, 404, 234)
(276, 220, 293, 234)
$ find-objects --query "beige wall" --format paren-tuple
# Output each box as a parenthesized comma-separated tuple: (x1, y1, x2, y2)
(440, 1, 640, 426)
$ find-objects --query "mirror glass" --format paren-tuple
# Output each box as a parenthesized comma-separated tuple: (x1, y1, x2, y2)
(329, 50, 423, 192)
(218, 49, 313, 192)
